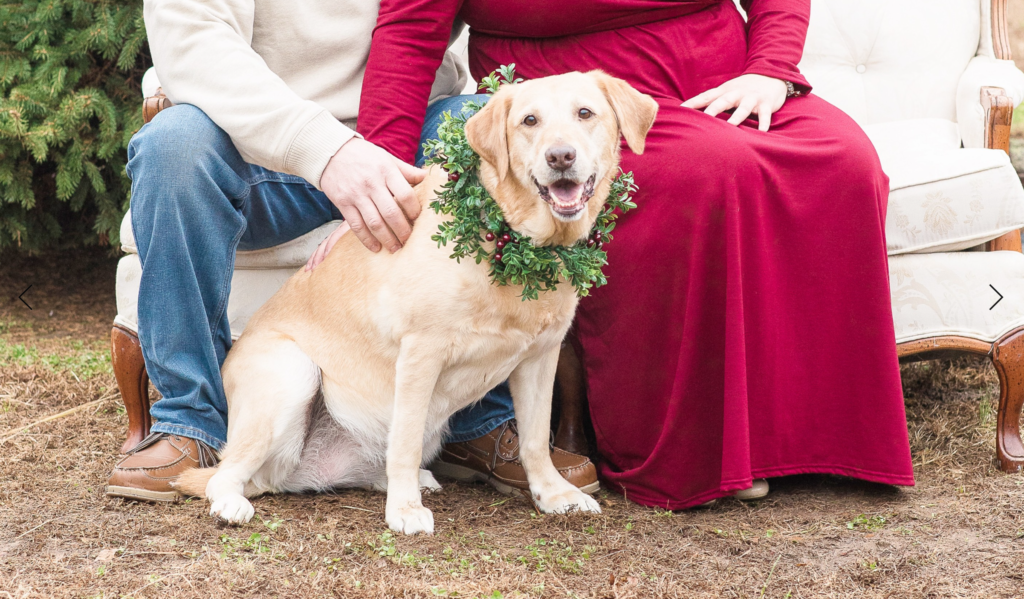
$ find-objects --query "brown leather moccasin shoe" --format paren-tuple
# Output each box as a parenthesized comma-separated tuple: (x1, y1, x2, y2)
(106, 433, 218, 502)
(431, 420, 599, 496)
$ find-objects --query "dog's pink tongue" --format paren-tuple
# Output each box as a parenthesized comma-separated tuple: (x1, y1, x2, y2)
(549, 181, 584, 206)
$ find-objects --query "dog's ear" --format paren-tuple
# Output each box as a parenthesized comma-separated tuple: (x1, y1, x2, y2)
(465, 87, 514, 181)
(590, 71, 659, 155)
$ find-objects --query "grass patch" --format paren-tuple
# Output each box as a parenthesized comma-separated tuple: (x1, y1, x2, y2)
(516, 538, 594, 574)
(1013, 102, 1024, 128)
(846, 514, 888, 532)
(0, 337, 111, 379)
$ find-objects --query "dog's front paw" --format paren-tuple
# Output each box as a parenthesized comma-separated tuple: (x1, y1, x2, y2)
(385, 502, 434, 535)
(419, 469, 442, 493)
(210, 494, 255, 524)
(534, 486, 602, 515)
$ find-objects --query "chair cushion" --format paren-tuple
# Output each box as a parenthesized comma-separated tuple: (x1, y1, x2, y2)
(800, 0, 980, 125)
(115, 254, 296, 340)
(864, 119, 1024, 255)
(891, 251, 1024, 344)
(119, 210, 342, 269)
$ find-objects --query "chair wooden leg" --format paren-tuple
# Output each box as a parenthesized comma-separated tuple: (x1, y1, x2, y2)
(553, 342, 590, 455)
(111, 325, 152, 454)
(991, 328, 1024, 472)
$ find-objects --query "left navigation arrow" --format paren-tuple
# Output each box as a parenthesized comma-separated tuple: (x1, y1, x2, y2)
(18, 285, 32, 310)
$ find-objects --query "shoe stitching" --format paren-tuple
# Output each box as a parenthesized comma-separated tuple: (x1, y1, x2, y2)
(557, 464, 594, 477)
(117, 452, 191, 472)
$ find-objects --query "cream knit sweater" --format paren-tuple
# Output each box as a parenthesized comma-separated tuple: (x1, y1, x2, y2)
(144, 0, 467, 189)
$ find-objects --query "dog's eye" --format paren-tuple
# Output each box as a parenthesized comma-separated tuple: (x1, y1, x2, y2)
(578, 108, 593, 120)
(523, 115, 537, 126)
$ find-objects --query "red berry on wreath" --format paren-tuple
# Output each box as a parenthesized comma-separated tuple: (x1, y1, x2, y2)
(594, 230, 603, 240)
(596, 240, 604, 250)
(485, 232, 495, 241)
(587, 239, 596, 248)
(501, 233, 511, 243)
(448, 171, 460, 182)
(496, 240, 506, 249)
(493, 253, 503, 262)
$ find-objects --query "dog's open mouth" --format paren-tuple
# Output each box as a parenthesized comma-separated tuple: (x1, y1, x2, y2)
(535, 175, 597, 219)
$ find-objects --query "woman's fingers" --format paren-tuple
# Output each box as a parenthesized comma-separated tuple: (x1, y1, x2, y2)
(305, 222, 352, 271)
(322, 222, 350, 261)
(306, 239, 327, 272)
(681, 87, 721, 110)
(757, 102, 773, 132)
(703, 91, 741, 118)
(727, 97, 758, 126)
(306, 231, 331, 272)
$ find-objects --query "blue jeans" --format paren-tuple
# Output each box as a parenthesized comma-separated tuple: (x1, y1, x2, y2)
(126, 94, 511, 450)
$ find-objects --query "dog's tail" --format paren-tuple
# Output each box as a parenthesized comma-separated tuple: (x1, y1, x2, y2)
(174, 466, 218, 498)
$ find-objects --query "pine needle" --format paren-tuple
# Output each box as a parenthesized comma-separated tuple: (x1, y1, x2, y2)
(0, 393, 115, 444)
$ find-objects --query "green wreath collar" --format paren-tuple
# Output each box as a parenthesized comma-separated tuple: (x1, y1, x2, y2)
(422, 65, 638, 301)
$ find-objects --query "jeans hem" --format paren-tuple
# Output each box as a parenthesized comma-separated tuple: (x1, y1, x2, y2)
(150, 423, 226, 452)
(444, 413, 515, 444)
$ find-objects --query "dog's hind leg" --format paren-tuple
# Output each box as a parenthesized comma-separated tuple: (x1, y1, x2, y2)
(206, 335, 321, 524)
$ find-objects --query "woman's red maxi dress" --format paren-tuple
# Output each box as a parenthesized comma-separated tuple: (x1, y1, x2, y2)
(358, 0, 916, 509)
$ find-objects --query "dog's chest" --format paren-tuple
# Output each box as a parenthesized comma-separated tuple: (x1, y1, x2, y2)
(429, 292, 575, 407)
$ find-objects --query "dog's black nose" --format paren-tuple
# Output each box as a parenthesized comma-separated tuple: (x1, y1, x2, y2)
(545, 145, 576, 171)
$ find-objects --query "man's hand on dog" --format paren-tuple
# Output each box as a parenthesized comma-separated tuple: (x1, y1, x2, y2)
(317, 137, 425, 258)
(682, 74, 788, 132)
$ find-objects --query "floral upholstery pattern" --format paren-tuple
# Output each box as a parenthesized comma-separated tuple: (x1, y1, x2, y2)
(865, 118, 1024, 254)
(890, 251, 1024, 344)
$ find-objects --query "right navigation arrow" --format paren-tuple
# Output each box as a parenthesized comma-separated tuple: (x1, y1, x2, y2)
(990, 284, 1004, 310)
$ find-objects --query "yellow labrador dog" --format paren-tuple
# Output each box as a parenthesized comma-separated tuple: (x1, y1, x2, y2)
(176, 71, 658, 535)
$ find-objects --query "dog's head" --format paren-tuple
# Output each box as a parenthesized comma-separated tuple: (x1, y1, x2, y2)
(465, 71, 658, 247)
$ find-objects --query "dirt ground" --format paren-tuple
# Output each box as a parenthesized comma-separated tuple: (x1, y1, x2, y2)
(1, 254, 1023, 599)
(7, 7, 1024, 598)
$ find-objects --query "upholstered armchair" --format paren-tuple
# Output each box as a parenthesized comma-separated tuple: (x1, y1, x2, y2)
(554, 0, 1024, 471)
(113, 1, 1024, 475)
(787, 0, 1024, 472)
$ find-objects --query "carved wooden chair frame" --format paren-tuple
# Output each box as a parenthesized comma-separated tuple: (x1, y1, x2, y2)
(114, 1, 1024, 474)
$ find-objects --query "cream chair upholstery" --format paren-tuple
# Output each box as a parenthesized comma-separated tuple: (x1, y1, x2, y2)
(115, 213, 340, 340)
(798, 0, 1024, 471)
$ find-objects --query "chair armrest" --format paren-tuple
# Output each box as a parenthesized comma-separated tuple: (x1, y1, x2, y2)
(957, 55, 1024, 149)
(982, 86, 1013, 154)
(141, 67, 161, 99)
(143, 89, 173, 125)
(982, 88, 1024, 252)
(140, 66, 173, 124)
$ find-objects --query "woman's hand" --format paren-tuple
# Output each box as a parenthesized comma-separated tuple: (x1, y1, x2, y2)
(305, 222, 351, 271)
(682, 74, 788, 132)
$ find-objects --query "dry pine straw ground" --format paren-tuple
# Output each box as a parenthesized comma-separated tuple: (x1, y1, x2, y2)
(1, 249, 1023, 599)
